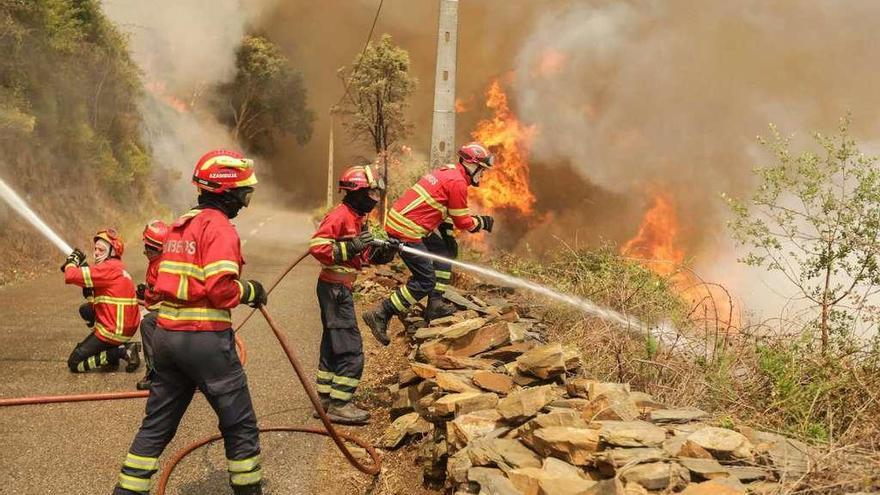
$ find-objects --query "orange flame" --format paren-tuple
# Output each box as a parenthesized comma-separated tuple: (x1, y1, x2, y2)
(623, 192, 740, 332)
(455, 97, 469, 113)
(470, 80, 537, 216)
(622, 192, 685, 275)
(145, 81, 189, 113)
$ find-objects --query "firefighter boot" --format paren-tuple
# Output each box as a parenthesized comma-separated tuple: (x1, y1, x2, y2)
(135, 369, 152, 390)
(327, 401, 370, 425)
(362, 305, 391, 346)
(232, 483, 262, 495)
(424, 297, 456, 322)
(123, 342, 141, 373)
(312, 394, 331, 419)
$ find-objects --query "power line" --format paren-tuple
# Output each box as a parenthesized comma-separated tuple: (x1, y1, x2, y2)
(334, 0, 384, 109)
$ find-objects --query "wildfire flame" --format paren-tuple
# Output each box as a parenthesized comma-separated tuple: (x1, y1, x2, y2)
(145, 81, 189, 113)
(471, 80, 537, 216)
(621, 192, 685, 276)
(623, 191, 740, 332)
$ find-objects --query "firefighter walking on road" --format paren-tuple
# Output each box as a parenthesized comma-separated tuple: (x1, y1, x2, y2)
(134, 219, 169, 390)
(62, 229, 141, 373)
(113, 150, 268, 495)
(362, 143, 497, 345)
(309, 165, 396, 425)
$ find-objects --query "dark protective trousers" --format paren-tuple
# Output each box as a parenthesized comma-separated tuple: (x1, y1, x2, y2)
(113, 327, 261, 494)
(383, 231, 453, 315)
(139, 311, 157, 373)
(67, 332, 125, 372)
(316, 280, 364, 404)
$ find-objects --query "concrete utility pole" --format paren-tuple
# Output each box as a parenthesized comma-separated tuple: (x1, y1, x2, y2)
(429, 0, 459, 169)
(326, 110, 335, 209)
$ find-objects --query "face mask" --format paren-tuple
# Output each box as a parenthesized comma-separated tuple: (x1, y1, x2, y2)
(470, 167, 484, 187)
(94, 239, 112, 264)
(344, 189, 378, 215)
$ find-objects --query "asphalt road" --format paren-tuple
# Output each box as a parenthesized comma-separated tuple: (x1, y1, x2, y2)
(0, 206, 334, 494)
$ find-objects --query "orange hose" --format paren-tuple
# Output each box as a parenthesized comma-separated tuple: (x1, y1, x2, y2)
(0, 390, 148, 407)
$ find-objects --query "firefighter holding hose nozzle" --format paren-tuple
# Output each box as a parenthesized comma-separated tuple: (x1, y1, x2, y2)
(363, 142, 496, 346)
(113, 150, 267, 495)
(308, 165, 397, 425)
(63, 228, 142, 373)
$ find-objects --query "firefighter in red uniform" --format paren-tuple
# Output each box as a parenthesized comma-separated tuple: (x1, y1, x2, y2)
(363, 143, 496, 345)
(113, 150, 267, 495)
(134, 219, 169, 390)
(62, 229, 141, 373)
(309, 165, 396, 425)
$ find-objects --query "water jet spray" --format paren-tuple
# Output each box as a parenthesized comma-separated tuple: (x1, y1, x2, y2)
(0, 176, 73, 255)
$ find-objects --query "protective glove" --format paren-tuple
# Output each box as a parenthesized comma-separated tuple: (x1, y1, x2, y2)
(368, 240, 398, 265)
(61, 248, 87, 272)
(438, 222, 459, 259)
(334, 229, 374, 262)
(240, 279, 268, 308)
(136, 283, 146, 304)
(469, 215, 495, 233)
(81, 287, 94, 300)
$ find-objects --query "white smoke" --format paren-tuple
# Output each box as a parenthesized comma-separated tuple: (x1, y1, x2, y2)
(101, 0, 277, 207)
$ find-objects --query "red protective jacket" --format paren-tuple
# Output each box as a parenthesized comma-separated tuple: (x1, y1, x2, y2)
(385, 163, 478, 242)
(64, 258, 141, 345)
(142, 256, 162, 310)
(154, 207, 245, 331)
(309, 203, 369, 288)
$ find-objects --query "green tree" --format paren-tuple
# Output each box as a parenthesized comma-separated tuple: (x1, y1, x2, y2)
(337, 34, 417, 213)
(725, 116, 880, 354)
(217, 35, 314, 154)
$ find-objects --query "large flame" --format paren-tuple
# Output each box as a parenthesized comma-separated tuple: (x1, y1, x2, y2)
(470, 80, 537, 216)
(621, 192, 685, 276)
(623, 191, 740, 332)
(145, 81, 189, 113)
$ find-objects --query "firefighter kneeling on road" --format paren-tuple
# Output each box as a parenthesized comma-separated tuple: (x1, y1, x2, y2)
(362, 143, 496, 345)
(309, 165, 396, 425)
(134, 219, 169, 390)
(62, 229, 141, 373)
(113, 150, 267, 495)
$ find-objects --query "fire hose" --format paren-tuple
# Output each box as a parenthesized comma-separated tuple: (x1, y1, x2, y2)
(0, 249, 382, 491)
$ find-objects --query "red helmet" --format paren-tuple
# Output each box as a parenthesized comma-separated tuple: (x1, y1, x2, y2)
(94, 228, 124, 258)
(142, 220, 169, 251)
(192, 149, 258, 193)
(338, 165, 385, 192)
(458, 142, 495, 169)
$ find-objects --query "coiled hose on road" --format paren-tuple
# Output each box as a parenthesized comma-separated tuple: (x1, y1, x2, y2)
(0, 250, 382, 492)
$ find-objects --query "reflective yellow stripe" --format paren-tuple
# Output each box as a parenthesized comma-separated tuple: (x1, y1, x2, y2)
(435, 283, 449, 292)
(326, 265, 357, 273)
(400, 286, 417, 305)
(330, 389, 354, 401)
(316, 370, 334, 380)
(158, 305, 232, 323)
(82, 267, 94, 288)
(116, 303, 124, 337)
(158, 261, 205, 280)
(332, 375, 360, 387)
(390, 293, 407, 312)
(203, 260, 239, 278)
(124, 453, 159, 471)
(77, 361, 86, 372)
(310, 237, 334, 247)
(471, 216, 483, 231)
(99, 352, 108, 365)
(95, 323, 131, 343)
(364, 164, 375, 185)
(316, 384, 332, 393)
(176, 276, 188, 300)
(228, 455, 261, 473)
(118, 473, 151, 491)
(398, 195, 424, 215)
(233, 174, 258, 188)
(448, 208, 469, 216)
(435, 270, 452, 279)
(387, 209, 428, 238)
(412, 184, 447, 215)
(339, 241, 348, 261)
(201, 156, 254, 170)
(93, 296, 138, 305)
(230, 469, 262, 486)
(87, 356, 97, 369)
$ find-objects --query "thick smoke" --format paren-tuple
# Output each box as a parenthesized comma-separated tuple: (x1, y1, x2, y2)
(512, 0, 880, 315)
(101, 0, 277, 208)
